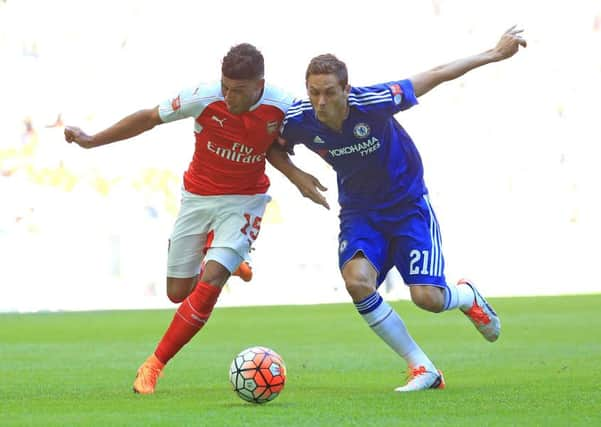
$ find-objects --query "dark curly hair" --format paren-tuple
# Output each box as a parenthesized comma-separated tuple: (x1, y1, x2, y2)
(221, 43, 264, 80)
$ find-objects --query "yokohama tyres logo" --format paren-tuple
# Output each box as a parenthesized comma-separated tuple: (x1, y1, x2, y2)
(329, 137, 381, 158)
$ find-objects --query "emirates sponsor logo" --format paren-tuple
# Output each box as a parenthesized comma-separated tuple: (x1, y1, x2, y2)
(207, 141, 264, 164)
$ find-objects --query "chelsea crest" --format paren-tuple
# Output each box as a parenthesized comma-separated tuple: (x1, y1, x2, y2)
(353, 123, 370, 139)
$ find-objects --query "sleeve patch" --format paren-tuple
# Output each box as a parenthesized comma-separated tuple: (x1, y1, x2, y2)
(389, 84, 403, 95)
(171, 95, 181, 111)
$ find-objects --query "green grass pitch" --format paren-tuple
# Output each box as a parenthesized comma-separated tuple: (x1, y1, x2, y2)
(2, 294, 600, 426)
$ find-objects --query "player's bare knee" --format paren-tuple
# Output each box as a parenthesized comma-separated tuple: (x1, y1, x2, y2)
(166, 289, 186, 304)
(344, 276, 376, 301)
(166, 277, 196, 303)
(199, 267, 229, 288)
(342, 255, 378, 301)
(200, 276, 227, 288)
(200, 256, 237, 288)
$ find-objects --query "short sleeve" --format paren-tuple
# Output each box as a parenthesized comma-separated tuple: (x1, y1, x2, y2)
(277, 119, 298, 155)
(391, 79, 418, 112)
(349, 79, 418, 116)
(158, 83, 218, 123)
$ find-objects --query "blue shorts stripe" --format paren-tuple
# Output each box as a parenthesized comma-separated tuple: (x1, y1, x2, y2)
(427, 196, 438, 276)
(424, 195, 443, 277)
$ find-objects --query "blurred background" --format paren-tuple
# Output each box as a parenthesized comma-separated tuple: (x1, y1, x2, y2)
(1, 0, 600, 312)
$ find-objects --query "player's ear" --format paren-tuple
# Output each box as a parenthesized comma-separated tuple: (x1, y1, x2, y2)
(257, 78, 265, 89)
(343, 84, 351, 97)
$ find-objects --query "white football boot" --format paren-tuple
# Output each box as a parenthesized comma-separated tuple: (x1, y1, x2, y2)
(394, 366, 445, 392)
(458, 279, 501, 342)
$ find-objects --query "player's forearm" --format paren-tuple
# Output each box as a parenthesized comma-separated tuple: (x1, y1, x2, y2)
(434, 48, 505, 80)
(91, 108, 160, 147)
(267, 143, 330, 209)
(266, 144, 302, 181)
(411, 49, 500, 98)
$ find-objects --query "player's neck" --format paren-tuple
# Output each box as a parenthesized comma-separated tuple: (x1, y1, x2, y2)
(323, 104, 349, 132)
(251, 89, 264, 108)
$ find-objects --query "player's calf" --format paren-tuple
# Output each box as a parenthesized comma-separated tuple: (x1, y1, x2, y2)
(409, 285, 445, 313)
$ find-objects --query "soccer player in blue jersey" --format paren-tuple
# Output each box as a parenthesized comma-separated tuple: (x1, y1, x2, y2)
(269, 27, 527, 391)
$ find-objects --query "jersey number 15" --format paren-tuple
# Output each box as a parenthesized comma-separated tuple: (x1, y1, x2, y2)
(240, 214, 262, 241)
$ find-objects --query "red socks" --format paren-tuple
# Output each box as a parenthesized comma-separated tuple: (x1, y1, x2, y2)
(154, 281, 221, 364)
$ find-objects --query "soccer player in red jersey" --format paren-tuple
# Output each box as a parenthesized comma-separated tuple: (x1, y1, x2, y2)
(64, 43, 328, 394)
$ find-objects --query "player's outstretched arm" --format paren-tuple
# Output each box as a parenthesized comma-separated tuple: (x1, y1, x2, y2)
(410, 26, 527, 98)
(267, 143, 330, 210)
(64, 107, 163, 149)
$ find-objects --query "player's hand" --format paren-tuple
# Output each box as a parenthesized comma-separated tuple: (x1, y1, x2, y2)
(493, 26, 527, 61)
(64, 126, 95, 148)
(291, 170, 330, 210)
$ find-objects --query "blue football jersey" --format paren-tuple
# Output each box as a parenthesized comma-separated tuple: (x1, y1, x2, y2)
(280, 79, 427, 209)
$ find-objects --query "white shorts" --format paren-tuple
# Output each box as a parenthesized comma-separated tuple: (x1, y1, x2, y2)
(167, 189, 271, 278)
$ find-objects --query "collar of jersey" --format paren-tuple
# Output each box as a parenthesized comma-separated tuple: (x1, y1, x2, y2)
(314, 102, 352, 134)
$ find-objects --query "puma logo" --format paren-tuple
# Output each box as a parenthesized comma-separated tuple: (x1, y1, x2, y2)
(212, 115, 227, 127)
(190, 313, 206, 324)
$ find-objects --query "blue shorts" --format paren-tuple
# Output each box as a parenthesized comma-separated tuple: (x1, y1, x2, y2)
(338, 194, 446, 288)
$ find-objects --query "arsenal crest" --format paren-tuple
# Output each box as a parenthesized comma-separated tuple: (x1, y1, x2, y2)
(267, 120, 279, 134)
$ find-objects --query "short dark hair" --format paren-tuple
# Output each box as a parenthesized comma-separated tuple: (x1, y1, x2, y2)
(305, 54, 348, 88)
(221, 43, 264, 80)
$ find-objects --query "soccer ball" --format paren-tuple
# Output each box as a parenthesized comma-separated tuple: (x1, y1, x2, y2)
(229, 346, 287, 404)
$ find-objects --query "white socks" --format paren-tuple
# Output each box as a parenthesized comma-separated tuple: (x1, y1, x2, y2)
(443, 282, 475, 311)
(355, 292, 434, 369)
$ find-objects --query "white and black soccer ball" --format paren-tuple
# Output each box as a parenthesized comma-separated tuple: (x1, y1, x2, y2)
(229, 346, 287, 404)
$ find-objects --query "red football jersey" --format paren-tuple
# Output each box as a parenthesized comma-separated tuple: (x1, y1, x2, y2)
(159, 82, 295, 195)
